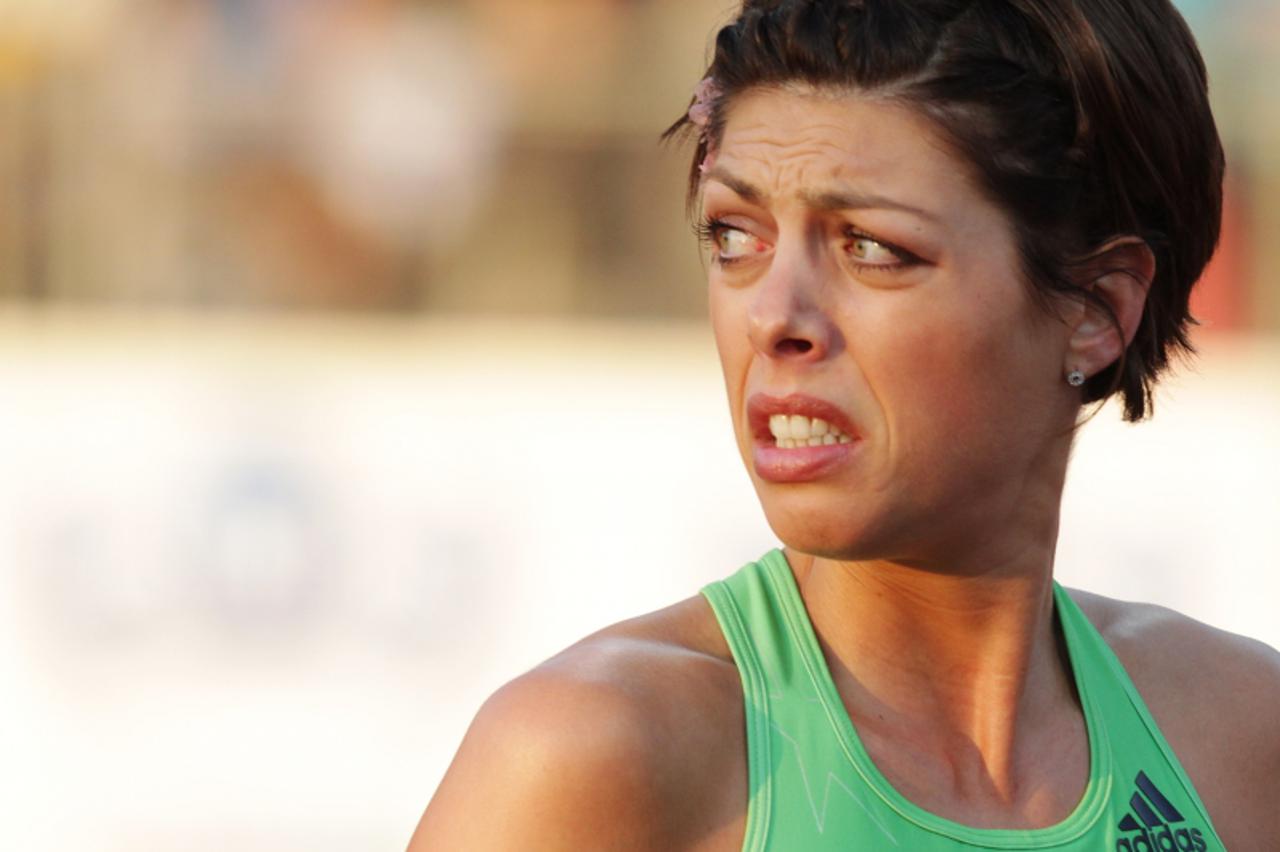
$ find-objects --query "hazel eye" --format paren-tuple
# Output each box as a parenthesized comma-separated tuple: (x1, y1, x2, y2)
(694, 217, 770, 266)
(848, 234, 901, 266)
(715, 226, 769, 260)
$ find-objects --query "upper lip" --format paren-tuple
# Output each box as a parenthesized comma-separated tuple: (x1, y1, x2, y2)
(747, 392, 861, 443)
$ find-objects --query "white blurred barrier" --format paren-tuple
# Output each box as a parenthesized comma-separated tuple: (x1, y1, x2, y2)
(0, 310, 1275, 851)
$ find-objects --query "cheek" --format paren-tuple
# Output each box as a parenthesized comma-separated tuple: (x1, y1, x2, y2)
(871, 303, 984, 395)
(862, 293, 1033, 454)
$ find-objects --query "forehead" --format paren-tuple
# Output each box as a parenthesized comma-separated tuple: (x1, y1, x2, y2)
(712, 86, 981, 214)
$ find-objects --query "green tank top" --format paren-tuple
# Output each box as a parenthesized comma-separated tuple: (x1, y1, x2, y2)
(699, 548, 1225, 851)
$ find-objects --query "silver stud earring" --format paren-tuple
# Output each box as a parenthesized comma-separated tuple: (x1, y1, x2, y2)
(1066, 369, 1086, 387)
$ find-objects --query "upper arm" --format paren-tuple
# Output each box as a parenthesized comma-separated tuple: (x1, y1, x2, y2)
(406, 668, 674, 852)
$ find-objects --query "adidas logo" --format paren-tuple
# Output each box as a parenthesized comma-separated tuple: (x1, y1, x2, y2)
(1115, 771, 1206, 851)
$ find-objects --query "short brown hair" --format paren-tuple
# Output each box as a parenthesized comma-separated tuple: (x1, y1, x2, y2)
(664, 0, 1225, 422)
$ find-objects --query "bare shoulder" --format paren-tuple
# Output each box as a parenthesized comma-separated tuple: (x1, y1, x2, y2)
(1062, 586, 1280, 723)
(1064, 587, 1280, 848)
(407, 593, 746, 852)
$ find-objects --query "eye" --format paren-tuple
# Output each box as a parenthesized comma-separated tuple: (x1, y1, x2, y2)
(717, 227, 768, 260)
(842, 227, 918, 273)
(694, 217, 769, 266)
(849, 234, 899, 265)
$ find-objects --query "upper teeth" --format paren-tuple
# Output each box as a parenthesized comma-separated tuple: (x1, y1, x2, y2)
(768, 414, 853, 448)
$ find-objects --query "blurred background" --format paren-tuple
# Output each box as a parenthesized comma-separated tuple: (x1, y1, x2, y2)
(0, 1, 1276, 849)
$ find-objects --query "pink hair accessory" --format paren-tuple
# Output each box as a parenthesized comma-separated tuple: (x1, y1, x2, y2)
(688, 75, 722, 136)
(689, 75, 722, 176)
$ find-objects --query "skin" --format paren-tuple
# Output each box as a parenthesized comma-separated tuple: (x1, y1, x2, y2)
(407, 88, 1280, 851)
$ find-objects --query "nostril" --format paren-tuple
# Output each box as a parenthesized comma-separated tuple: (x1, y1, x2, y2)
(777, 339, 813, 355)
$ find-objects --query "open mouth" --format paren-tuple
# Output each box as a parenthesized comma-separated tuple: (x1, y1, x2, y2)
(746, 392, 861, 482)
(766, 413, 854, 449)
(747, 392, 861, 446)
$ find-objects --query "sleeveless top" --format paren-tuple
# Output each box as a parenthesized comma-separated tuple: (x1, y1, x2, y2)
(699, 548, 1225, 851)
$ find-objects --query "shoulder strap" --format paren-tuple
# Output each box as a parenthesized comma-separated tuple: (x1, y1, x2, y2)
(1052, 583, 1225, 843)
(700, 550, 907, 850)
(700, 557, 777, 852)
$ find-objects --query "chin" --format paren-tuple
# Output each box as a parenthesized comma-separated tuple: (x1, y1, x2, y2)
(758, 495, 888, 562)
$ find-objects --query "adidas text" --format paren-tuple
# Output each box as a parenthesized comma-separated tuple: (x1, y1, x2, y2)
(1115, 825, 1206, 852)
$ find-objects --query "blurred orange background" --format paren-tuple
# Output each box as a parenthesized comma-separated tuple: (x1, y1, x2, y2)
(0, 1, 1276, 849)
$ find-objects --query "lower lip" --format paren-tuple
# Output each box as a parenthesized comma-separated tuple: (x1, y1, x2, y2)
(752, 439, 860, 483)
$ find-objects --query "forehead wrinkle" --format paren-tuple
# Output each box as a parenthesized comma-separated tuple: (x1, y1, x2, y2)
(706, 154, 939, 224)
(714, 147, 860, 207)
(722, 125, 860, 174)
(716, 126, 918, 209)
(727, 132, 843, 163)
(711, 95, 981, 227)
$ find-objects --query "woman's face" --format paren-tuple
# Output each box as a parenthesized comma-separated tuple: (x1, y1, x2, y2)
(702, 86, 1078, 565)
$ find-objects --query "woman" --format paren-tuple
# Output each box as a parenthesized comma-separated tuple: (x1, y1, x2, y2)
(409, 1, 1279, 849)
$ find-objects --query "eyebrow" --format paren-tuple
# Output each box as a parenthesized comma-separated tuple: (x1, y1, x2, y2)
(703, 166, 939, 224)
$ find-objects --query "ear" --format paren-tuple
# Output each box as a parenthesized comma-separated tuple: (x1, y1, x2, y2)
(1064, 237, 1155, 382)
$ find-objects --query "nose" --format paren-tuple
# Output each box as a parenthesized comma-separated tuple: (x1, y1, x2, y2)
(746, 252, 839, 363)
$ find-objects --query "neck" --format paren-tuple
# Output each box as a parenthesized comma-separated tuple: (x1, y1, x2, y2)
(784, 521, 1081, 803)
